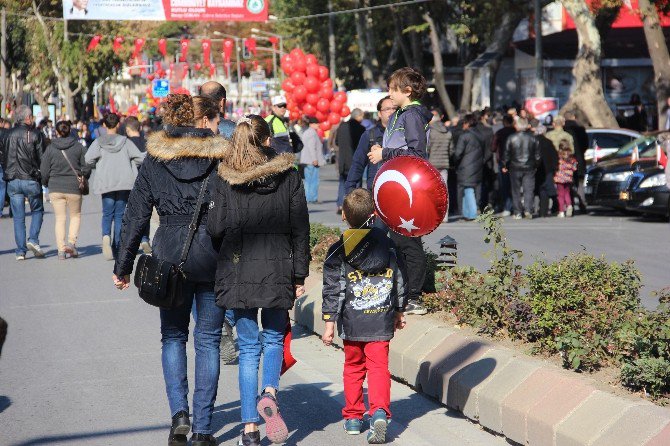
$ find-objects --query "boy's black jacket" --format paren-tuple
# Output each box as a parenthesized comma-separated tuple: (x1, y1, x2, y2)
(322, 227, 408, 342)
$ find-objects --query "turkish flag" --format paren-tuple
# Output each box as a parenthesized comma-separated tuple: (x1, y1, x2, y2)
(280, 319, 297, 375)
(244, 38, 257, 56)
(223, 39, 234, 64)
(179, 38, 190, 62)
(201, 39, 212, 67)
(524, 97, 558, 118)
(133, 38, 145, 59)
(158, 38, 167, 57)
(113, 36, 124, 54)
(657, 143, 668, 169)
(86, 35, 102, 52)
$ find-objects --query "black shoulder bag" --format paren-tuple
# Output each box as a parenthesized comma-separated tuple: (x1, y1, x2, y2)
(134, 176, 209, 309)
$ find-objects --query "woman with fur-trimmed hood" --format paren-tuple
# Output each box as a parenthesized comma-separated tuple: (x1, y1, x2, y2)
(207, 114, 310, 446)
(111, 94, 229, 446)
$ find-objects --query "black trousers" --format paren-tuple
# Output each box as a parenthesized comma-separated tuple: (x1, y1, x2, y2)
(389, 231, 426, 302)
(510, 169, 536, 215)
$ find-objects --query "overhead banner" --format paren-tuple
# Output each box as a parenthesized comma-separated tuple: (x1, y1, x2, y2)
(63, 0, 269, 21)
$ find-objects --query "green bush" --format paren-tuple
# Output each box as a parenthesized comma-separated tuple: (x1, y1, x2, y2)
(621, 357, 670, 397)
(309, 223, 341, 270)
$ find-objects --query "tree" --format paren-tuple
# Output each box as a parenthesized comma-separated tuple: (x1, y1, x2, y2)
(639, 0, 670, 129)
(423, 11, 456, 118)
(560, 0, 618, 127)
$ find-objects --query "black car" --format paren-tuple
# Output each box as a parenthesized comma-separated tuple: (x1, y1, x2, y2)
(625, 167, 670, 219)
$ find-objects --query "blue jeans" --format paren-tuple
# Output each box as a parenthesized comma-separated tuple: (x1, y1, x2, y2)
(304, 165, 319, 202)
(7, 179, 44, 255)
(101, 191, 130, 254)
(160, 282, 224, 435)
(0, 164, 6, 214)
(462, 187, 477, 220)
(234, 308, 288, 423)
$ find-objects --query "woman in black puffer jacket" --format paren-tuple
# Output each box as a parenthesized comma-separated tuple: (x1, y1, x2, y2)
(112, 94, 229, 446)
(207, 115, 310, 446)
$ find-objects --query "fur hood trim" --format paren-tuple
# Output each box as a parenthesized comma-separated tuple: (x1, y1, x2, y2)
(217, 152, 296, 186)
(146, 130, 230, 161)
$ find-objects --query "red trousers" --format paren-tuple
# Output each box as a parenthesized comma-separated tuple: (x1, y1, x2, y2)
(342, 340, 391, 420)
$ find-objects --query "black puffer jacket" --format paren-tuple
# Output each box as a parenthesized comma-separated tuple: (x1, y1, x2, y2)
(114, 127, 229, 283)
(2, 124, 46, 181)
(454, 129, 484, 186)
(208, 151, 310, 310)
(503, 131, 541, 172)
(322, 228, 407, 342)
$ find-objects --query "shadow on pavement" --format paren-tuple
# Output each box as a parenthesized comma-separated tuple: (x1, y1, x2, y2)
(0, 396, 10, 414)
(10, 424, 169, 446)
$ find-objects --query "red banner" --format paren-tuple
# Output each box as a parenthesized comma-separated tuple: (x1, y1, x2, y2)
(245, 38, 257, 57)
(223, 39, 234, 64)
(133, 38, 146, 59)
(159, 0, 269, 22)
(179, 38, 190, 62)
(113, 36, 124, 54)
(158, 38, 167, 57)
(202, 39, 212, 67)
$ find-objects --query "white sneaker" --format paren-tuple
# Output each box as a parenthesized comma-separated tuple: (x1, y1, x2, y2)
(513, 214, 522, 220)
(566, 206, 573, 217)
(102, 235, 114, 260)
(26, 241, 45, 258)
(16, 254, 25, 261)
(558, 212, 565, 218)
(501, 210, 512, 217)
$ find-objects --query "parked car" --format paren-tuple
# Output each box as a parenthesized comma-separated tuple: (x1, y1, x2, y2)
(585, 128, 642, 162)
(624, 166, 670, 219)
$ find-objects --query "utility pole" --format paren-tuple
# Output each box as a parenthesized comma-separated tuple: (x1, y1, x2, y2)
(1, 8, 6, 118)
(328, 0, 336, 84)
(534, 0, 545, 97)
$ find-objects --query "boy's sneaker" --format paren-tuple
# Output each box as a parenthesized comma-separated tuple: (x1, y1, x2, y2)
(238, 430, 261, 446)
(558, 211, 566, 218)
(344, 418, 364, 435)
(257, 391, 288, 444)
(566, 205, 574, 217)
(404, 301, 427, 316)
(26, 242, 45, 258)
(366, 409, 389, 444)
(102, 235, 113, 260)
(220, 320, 238, 364)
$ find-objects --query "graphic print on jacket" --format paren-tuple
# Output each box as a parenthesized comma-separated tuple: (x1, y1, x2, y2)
(322, 227, 408, 342)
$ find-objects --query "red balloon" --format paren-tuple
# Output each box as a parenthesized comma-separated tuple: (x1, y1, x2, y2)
(341, 105, 351, 118)
(373, 157, 448, 237)
(293, 85, 307, 103)
(282, 79, 296, 93)
(290, 71, 306, 85)
(305, 54, 318, 66)
(304, 76, 320, 93)
(281, 54, 291, 65)
(289, 48, 305, 60)
(317, 128, 325, 139)
(318, 66, 330, 82)
(306, 93, 319, 105)
(305, 64, 319, 78)
(293, 57, 307, 74)
(328, 112, 341, 125)
(321, 78, 334, 90)
(290, 110, 301, 121)
(329, 100, 343, 114)
(316, 98, 330, 113)
(320, 121, 332, 131)
(316, 111, 328, 122)
(319, 87, 334, 100)
(302, 103, 317, 116)
(334, 91, 347, 103)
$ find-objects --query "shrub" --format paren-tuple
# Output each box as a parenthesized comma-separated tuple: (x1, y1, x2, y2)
(621, 357, 670, 398)
(309, 223, 341, 271)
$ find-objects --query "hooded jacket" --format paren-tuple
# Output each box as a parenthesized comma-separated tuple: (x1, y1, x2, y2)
(454, 129, 485, 186)
(2, 123, 45, 182)
(382, 102, 432, 161)
(114, 127, 229, 283)
(427, 120, 453, 170)
(207, 150, 310, 310)
(322, 228, 408, 342)
(40, 136, 91, 194)
(85, 133, 145, 195)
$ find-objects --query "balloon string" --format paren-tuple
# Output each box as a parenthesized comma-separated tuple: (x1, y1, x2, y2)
(323, 214, 375, 264)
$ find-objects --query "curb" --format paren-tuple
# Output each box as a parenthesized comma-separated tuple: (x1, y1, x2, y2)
(291, 270, 670, 446)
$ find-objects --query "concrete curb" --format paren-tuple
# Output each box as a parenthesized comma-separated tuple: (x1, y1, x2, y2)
(291, 270, 670, 446)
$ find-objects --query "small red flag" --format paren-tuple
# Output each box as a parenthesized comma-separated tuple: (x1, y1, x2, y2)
(222, 39, 234, 64)
(201, 39, 212, 67)
(132, 38, 145, 59)
(86, 35, 102, 52)
(657, 143, 668, 169)
(179, 39, 190, 62)
(244, 38, 257, 57)
(113, 36, 124, 54)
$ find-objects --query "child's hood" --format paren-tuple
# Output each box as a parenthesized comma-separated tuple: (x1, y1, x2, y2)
(340, 227, 392, 273)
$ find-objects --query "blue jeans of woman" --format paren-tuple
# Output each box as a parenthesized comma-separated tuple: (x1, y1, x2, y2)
(303, 165, 320, 202)
(101, 190, 130, 254)
(7, 179, 44, 255)
(160, 282, 224, 435)
(462, 187, 478, 220)
(234, 308, 288, 423)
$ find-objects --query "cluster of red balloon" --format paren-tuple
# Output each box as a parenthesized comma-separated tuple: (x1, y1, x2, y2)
(280, 48, 351, 137)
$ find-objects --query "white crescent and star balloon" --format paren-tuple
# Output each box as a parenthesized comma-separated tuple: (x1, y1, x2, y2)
(372, 156, 448, 237)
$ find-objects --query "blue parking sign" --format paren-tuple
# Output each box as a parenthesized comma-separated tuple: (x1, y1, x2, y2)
(152, 79, 170, 98)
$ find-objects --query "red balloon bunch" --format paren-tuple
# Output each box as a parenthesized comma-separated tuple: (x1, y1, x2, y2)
(280, 48, 350, 136)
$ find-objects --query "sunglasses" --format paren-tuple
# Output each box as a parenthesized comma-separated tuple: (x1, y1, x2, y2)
(276, 104, 287, 108)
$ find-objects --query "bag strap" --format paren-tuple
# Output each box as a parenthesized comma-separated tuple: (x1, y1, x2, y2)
(60, 150, 81, 179)
(178, 173, 210, 269)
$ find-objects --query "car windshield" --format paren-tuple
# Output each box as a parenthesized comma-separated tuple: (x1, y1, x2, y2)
(611, 137, 655, 157)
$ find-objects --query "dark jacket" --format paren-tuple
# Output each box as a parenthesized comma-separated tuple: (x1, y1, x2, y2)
(345, 123, 384, 194)
(336, 119, 366, 175)
(564, 120, 588, 177)
(382, 103, 432, 160)
(40, 136, 91, 194)
(536, 134, 559, 196)
(453, 129, 484, 186)
(503, 131, 541, 172)
(322, 228, 407, 342)
(427, 121, 453, 170)
(493, 126, 516, 164)
(208, 152, 310, 310)
(114, 127, 229, 283)
(128, 135, 146, 153)
(2, 123, 46, 182)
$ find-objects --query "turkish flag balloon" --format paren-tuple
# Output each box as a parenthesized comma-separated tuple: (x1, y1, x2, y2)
(318, 66, 330, 82)
(305, 54, 318, 66)
(319, 87, 334, 100)
(305, 64, 319, 78)
(334, 91, 347, 103)
(373, 156, 448, 237)
(304, 76, 320, 93)
(293, 85, 308, 103)
(306, 93, 319, 105)
(290, 71, 306, 85)
(316, 98, 330, 113)
(341, 105, 351, 118)
(328, 112, 341, 125)
(320, 121, 332, 131)
(282, 79, 296, 93)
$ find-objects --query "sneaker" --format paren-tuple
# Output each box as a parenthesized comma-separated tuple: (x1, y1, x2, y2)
(257, 391, 289, 444)
(16, 254, 25, 261)
(140, 240, 152, 254)
(566, 206, 573, 218)
(58, 251, 66, 260)
(404, 301, 428, 316)
(220, 320, 238, 364)
(366, 409, 389, 444)
(238, 430, 261, 446)
(191, 433, 216, 446)
(513, 214, 522, 220)
(501, 210, 512, 217)
(64, 244, 79, 258)
(168, 411, 190, 446)
(558, 211, 565, 218)
(102, 235, 113, 260)
(26, 241, 45, 258)
(344, 418, 364, 435)
(523, 212, 533, 220)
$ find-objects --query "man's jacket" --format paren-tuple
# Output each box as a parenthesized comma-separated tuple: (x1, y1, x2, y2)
(2, 124, 45, 182)
(503, 131, 541, 172)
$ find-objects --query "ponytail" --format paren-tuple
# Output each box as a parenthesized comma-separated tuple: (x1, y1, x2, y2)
(224, 115, 272, 171)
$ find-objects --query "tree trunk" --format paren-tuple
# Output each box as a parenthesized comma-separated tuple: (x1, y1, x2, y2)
(393, 13, 413, 67)
(381, 36, 400, 79)
(638, 0, 670, 129)
(363, 0, 381, 86)
(328, 0, 336, 83)
(355, 1, 374, 87)
(424, 12, 457, 119)
(408, 9, 423, 73)
(560, 0, 618, 127)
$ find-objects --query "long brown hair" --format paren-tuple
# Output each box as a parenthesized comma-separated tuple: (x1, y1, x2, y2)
(224, 115, 272, 171)
(162, 94, 194, 127)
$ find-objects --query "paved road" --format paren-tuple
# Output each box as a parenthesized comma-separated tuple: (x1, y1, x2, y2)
(0, 190, 505, 445)
(308, 164, 669, 309)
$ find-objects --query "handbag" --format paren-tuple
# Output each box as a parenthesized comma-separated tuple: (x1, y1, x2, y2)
(134, 176, 210, 309)
(61, 150, 89, 195)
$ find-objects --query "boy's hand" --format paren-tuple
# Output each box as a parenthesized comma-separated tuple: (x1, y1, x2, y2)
(394, 312, 406, 330)
(322, 322, 335, 346)
(368, 145, 384, 164)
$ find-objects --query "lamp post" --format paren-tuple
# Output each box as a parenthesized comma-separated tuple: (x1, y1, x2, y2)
(534, 0, 545, 97)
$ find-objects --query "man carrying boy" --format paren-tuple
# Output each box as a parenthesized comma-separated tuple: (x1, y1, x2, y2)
(322, 188, 408, 444)
(367, 67, 432, 315)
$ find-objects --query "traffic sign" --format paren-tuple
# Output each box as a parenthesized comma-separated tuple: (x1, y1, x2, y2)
(152, 79, 170, 98)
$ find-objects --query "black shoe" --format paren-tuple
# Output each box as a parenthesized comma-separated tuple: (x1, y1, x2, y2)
(168, 411, 190, 446)
(405, 301, 428, 315)
(192, 433, 217, 446)
(238, 429, 261, 446)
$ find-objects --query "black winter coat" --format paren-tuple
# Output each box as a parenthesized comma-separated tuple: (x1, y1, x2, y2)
(2, 124, 46, 182)
(503, 131, 541, 172)
(454, 129, 485, 186)
(114, 127, 229, 283)
(208, 151, 310, 310)
(564, 120, 588, 177)
(336, 120, 366, 176)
